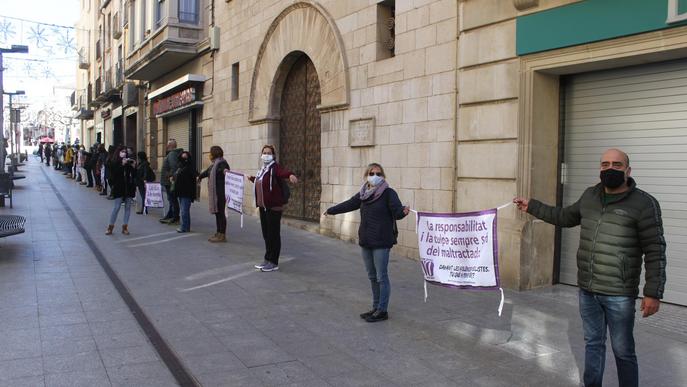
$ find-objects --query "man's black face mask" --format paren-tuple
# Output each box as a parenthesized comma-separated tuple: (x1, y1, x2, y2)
(600, 168, 625, 189)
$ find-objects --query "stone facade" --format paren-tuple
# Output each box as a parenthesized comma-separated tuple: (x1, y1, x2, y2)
(78, 0, 686, 294)
(207, 0, 458, 261)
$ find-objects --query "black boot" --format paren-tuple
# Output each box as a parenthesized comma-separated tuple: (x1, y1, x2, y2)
(365, 310, 388, 323)
(359, 309, 376, 319)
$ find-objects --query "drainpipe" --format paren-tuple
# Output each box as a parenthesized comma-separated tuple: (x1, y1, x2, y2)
(452, 2, 464, 212)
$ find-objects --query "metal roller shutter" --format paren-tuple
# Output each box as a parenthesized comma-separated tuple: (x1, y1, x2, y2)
(561, 59, 687, 305)
(165, 114, 189, 152)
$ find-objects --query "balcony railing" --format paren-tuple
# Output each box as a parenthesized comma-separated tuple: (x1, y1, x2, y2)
(78, 48, 89, 69)
(103, 70, 112, 92)
(115, 61, 123, 87)
(122, 82, 138, 107)
(76, 93, 94, 120)
(125, 0, 208, 80)
(95, 77, 102, 96)
(113, 12, 122, 39)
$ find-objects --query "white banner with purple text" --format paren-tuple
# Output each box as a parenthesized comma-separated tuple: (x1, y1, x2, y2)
(225, 171, 245, 227)
(144, 182, 164, 208)
(416, 207, 505, 315)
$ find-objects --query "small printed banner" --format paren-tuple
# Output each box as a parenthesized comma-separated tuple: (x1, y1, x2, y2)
(417, 208, 500, 290)
(144, 182, 164, 208)
(415, 207, 506, 315)
(225, 171, 245, 228)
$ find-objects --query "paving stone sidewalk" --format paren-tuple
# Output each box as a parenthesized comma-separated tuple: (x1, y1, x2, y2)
(2, 159, 685, 386)
(0, 161, 176, 387)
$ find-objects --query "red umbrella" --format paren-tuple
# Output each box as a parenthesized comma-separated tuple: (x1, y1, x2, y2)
(39, 137, 55, 143)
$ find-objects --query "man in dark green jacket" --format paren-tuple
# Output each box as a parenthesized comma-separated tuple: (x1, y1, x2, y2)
(514, 148, 666, 387)
(159, 139, 183, 224)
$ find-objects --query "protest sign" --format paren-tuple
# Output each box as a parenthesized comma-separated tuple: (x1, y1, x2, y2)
(144, 182, 164, 208)
(225, 171, 244, 214)
(417, 208, 500, 290)
(225, 171, 245, 228)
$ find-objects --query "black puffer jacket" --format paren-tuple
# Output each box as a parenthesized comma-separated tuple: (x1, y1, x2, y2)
(327, 187, 407, 249)
(109, 161, 136, 199)
(528, 178, 666, 299)
(136, 160, 155, 187)
(173, 161, 198, 200)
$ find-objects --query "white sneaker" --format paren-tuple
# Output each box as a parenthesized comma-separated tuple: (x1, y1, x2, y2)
(260, 263, 279, 272)
(254, 260, 269, 269)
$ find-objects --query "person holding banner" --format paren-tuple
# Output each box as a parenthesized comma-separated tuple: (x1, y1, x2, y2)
(197, 146, 230, 242)
(106, 146, 137, 235)
(514, 148, 666, 387)
(324, 163, 410, 323)
(248, 145, 298, 272)
(172, 151, 198, 233)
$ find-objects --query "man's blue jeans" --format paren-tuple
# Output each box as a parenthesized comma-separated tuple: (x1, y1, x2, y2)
(361, 247, 390, 312)
(179, 197, 192, 232)
(164, 185, 179, 220)
(579, 289, 638, 387)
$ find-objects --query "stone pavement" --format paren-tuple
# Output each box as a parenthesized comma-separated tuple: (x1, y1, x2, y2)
(1, 159, 685, 386)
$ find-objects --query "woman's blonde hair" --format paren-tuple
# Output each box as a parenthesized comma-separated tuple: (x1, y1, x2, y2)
(363, 163, 385, 178)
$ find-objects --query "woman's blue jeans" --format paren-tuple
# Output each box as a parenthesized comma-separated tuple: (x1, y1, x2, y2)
(109, 197, 132, 225)
(179, 197, 192, 232)
(361, 247, 390, 312)
(579, 289, 638, 387)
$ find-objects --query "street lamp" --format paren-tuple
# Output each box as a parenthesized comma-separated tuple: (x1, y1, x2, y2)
(0, 44, 29, 173)
(5, 90, 25, 167)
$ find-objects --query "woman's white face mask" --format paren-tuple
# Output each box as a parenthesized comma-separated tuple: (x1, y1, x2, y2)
(261, 154, 274, 164)
(367, 175, 384, 186)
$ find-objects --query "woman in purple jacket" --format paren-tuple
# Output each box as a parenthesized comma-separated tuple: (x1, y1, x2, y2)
(324, 163, 409, 323)
(248, 145, 298, 272)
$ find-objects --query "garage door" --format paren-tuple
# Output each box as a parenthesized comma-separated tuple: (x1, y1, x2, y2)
(165, 113, 189, 152)
(561, 59, 687, 305)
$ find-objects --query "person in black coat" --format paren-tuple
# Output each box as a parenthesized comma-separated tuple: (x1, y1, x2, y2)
(197, 146, 230, 242)
(106, 146, 137, 235)
(325, 163, 409, 323)
(135, 151, 155, 214)
(82, 149, 94, 187)
(44, 143, 52, 166)
(172, 151, 198, 233)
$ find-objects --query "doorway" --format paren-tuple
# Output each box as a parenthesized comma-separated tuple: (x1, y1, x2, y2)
(279, 54, 322, 222)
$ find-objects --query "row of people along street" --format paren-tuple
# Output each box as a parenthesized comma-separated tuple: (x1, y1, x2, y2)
(37, 142, 667, 386)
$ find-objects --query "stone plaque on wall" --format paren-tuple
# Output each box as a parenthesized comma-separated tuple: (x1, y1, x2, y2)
(349, 118, 375, 147)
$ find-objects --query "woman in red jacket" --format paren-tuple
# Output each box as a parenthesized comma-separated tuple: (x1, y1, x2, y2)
(248, 145, 298, 272)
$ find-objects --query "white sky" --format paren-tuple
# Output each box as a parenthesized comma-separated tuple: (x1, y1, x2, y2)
(1, 0, 80, 116)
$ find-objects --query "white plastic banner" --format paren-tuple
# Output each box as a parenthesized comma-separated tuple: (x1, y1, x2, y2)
(225, 171, 244, 215)
(144, 182, 164, 208)
(417, 208, 500, 290)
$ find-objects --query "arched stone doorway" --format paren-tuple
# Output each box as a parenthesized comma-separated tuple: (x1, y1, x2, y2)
(279, 54, 321, 222)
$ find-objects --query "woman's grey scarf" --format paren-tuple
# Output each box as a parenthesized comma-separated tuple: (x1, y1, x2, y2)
(208, 157, 225, 214)
(359, 180, 389, 203)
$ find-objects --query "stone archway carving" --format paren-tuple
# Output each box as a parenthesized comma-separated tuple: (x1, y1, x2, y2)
(249, 1, 349, 123)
